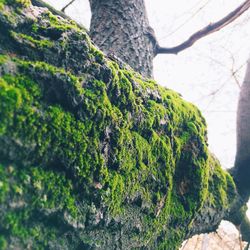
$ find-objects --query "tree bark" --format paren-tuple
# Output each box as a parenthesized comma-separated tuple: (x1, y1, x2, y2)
(89, 0, 157, 78)
(234, 59, 250, 201)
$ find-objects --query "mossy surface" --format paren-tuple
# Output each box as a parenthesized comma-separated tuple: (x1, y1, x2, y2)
(0, 0, 30, 8)
(0, 162, 80, 249)
(0, 2, 239, 249)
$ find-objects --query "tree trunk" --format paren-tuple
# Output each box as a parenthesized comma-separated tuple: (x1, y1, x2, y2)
(234, 59, 250, 201)
(89, 0, 157, 78)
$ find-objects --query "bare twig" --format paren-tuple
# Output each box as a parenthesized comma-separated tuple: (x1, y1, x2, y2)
(221, 46, 243, 88)
(156, 0, 250, 55)
(160, 0, 211, 40)
(228, 51, 241, 88)
(61, 0, 76, 13)
(193, 60, 248, 109)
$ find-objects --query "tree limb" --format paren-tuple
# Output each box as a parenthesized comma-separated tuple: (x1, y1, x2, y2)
(31, 0, 70, 19)
(156, 0, 250, 55)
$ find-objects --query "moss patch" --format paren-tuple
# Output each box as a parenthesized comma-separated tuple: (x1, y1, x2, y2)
(0, 162, 81, 249)
(0, 0, 30, 8)
(0, 4, 239, 249)
(10, 32, 54, 48)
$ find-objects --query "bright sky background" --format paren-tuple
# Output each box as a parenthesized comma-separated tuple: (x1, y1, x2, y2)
(45, 0, 250, 168)
(44, 0, 250, 218)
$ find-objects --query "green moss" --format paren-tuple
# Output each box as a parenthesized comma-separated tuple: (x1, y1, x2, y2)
(89, 45, 105, 63)
(0, 162, 80, 248)
(0, 4, 239, 248)
(44, 11, 82, 32)
(0, 55, 7, 65)
(207, 156, 237, 208)
(0, 0, 7, 5)
(15, 58, 84, 95)
(13, 0, 30, 7)
(1, 0, 30, 8)
(0, 69, 100, 183)
(0, 55, 236, 247)
(10, 32, 54, 48)
(31, 23, 39, 33)
(0, 235, 7, 250)
(0, 77, 22, 135)
(0, 166, 9, 203)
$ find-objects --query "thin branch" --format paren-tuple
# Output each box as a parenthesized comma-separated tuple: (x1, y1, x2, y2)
(61, 0, 76, 13)
(159, 0, 211, 40)
(156, 0, 250, 55)
(230, 55, 242, 88)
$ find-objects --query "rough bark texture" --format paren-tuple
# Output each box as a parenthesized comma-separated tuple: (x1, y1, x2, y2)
(0, 1, 249, 249)
(234, 60, 250, 201)
(89, 0, 157, 78)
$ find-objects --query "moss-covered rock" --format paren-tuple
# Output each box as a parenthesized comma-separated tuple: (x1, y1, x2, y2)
(0, 2, 241, 249)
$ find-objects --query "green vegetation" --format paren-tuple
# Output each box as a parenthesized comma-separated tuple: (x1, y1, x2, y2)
(0, 3, 238, 249)
(30, 11, 84, 34)
(0, 54, 237, 248)
(0, 0, 30, 8)
(10, 32, 54, 48)
(0, 163, 80, 248)
(0, 55, 7, 65)
(46, 12, 81, 32)
(208, 157, 236, 208)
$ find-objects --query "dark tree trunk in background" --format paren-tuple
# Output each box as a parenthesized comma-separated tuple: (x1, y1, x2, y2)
(235, 60, 250, 201)
(89, 0, 157, 78)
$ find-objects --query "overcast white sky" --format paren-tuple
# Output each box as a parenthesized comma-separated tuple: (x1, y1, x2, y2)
(44, 0, 250, 217)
